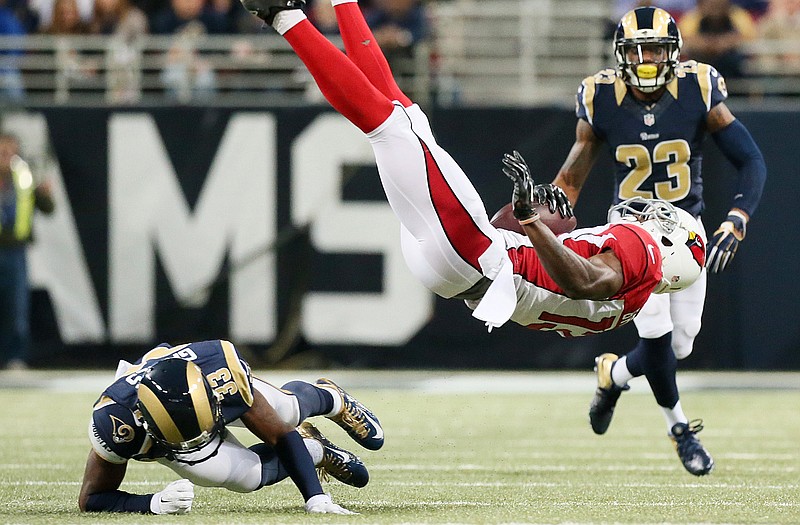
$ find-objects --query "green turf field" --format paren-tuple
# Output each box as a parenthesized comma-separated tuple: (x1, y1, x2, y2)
(1, 371, 799, 524)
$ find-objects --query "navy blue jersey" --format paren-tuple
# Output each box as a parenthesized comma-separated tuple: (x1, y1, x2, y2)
(576, 61, 728, 216)
(89, 340, 254, 463)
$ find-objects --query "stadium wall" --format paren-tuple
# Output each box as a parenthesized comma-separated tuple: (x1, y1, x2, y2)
(13, 105, 798, 370)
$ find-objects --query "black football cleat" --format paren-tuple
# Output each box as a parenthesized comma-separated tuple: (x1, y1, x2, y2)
(588, 353, 629, 435)
(240, 0, 305, 24)
(298, 422, 369, 488)
(317, 377, 384, 450)
(670, 420, 715, 476)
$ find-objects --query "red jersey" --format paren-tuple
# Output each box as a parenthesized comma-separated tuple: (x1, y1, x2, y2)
(488, 223, 662, 337)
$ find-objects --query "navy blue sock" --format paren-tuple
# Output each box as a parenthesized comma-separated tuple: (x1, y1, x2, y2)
(624, 333, 679, 408)
(281, 380, 335, 421)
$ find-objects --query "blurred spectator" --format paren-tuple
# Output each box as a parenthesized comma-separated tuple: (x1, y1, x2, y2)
(679, 0, 757, 79)
(89, 0, 147, 103)
(758, 0, 800, 71)
(160, 21, 216, 102)
(365, 0, 429, 59)
(89, 0, 147, 37)
(759, 0, 800, 42)
(40, 0, 89, 32)
(6, 0, 39, 32)
(149, 0, 229, 34)
(0, 0, 26, 103)
(731, 0, 769, 18)
(0, 133, 55, 370)
(30, 0, 93, 30)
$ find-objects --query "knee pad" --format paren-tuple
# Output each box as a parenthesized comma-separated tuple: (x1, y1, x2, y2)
(672, 327, 698, 360)
(671, 318, 700, 359)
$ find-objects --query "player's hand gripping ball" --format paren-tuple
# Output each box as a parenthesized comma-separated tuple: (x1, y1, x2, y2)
(491, 201, 577, 235)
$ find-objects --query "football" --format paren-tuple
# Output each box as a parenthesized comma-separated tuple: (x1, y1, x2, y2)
(490, 202, 578, 236)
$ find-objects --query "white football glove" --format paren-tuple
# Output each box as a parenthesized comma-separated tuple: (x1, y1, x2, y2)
(304, 493, 357, 515)
(150, 479, 194, 515)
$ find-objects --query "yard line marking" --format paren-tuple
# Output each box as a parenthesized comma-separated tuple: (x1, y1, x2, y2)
(378, 480, 800, 490)
(370, 464, 800, 473)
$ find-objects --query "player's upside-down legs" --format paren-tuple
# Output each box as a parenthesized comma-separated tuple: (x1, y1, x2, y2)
(241, 0, 512, 309)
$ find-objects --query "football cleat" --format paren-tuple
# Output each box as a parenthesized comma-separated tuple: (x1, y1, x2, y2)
(298, 422, 369, 488)
(316, 378, 384, 451)
(588, 353, 629, 435)
(670, 420, 714, 476)
(239, 0, 305, 24)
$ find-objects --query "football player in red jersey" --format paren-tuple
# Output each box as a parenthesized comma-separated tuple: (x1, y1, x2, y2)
(237, 0, 704, 338)
(552, 7, 766, 475)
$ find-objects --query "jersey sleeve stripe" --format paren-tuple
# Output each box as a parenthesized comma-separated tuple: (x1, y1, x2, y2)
(582, 77, 596, 125)
(220, 340, 254, 407)
(697, 62, 712, 111)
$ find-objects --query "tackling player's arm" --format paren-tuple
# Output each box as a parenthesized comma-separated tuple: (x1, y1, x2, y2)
(552, 114, 604, 206)
(78, 451, 131, 512)
(240, 389, 326, 503)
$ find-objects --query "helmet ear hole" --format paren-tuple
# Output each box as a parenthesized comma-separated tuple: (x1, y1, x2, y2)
(661, 236, 673, 247)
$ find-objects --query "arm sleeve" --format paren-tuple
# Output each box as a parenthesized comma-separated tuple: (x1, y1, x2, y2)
(711, 119, 767, 218)
(84, 491, 153, 513)
(273, 430, 324, 501)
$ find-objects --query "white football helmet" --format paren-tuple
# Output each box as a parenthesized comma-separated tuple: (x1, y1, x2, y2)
(608, 197, 705, 294)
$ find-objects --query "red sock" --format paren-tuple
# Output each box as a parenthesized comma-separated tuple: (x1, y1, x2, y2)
(283, 19, 394, 133)
(333, 2, 413, 107)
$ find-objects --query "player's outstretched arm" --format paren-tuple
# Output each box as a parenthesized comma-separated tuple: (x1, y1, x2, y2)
(79, 451, 193, 514)
(502, 151, 623, 299)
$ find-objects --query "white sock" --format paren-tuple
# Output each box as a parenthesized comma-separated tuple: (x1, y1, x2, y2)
(331, 0, 357, 5)
(611, 355, 634, 387)
(661, 400, 688, 434)
(273, 9, 306, 35)
(318, 385, 343, 417)
(303, 438, 324, 465)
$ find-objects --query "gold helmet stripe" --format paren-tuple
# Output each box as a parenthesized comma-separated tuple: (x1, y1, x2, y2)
(221, 340, 254, 407)
(620, 10, 638, 38)
(651, 9, 674, 38)
(622, 8, 674, 39)
(186, 362, 215, 433)
(138, 383, 185, 444)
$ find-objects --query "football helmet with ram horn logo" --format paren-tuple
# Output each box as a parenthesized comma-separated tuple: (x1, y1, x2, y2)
(614, 7, 682, 93)
(609, 197, 705, 294)
(136, 358, 224, 454)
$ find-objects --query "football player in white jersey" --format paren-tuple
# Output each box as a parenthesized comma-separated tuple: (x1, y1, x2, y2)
(552, 7, 766, 475)
(236, 0, 707, 341)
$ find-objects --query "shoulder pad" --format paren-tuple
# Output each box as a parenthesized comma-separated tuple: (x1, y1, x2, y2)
(672, 61, 728, 110)
(89, 399, 146, 464)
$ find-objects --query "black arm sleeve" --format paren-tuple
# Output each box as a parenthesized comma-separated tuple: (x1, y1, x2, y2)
(84, 490, 153, 513)
(711, 119, 767, 218)
(273, 430, 324, 501)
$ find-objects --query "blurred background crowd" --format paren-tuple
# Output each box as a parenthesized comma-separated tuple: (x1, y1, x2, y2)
(0, 0, 797, 106)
